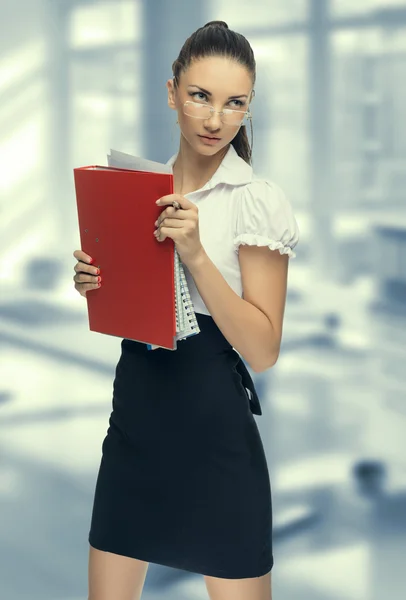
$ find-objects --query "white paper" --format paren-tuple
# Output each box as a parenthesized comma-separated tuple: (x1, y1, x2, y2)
(107, 149, 172, 174)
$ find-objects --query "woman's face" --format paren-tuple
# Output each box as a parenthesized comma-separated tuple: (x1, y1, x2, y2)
(167, 56, 254, 157)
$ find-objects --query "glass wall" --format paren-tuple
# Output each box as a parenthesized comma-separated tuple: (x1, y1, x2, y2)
(251, 35, 309, 206)
(1, 4, 405, 599)
(212, 0, 307, 27)
(332, 0, 406, 16)
(70, 1, 142, 167)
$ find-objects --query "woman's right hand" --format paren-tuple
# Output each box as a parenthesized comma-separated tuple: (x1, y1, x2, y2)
(73, 250, 101, 297)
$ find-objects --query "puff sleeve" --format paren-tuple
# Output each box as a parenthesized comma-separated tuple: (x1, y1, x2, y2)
(233, 179, 300, 258)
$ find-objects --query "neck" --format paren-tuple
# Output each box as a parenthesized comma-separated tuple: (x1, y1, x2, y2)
(172, 136, 229, 195)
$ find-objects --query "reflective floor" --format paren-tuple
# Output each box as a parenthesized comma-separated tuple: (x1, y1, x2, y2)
(0, 276, 405, 600)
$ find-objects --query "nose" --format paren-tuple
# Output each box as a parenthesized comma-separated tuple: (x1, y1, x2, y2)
(204, 110, 222, 130)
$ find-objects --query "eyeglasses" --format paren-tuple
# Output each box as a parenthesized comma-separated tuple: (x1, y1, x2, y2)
(183, 100, 252, 126)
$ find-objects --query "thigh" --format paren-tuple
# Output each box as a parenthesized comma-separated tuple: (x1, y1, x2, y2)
(88, 544, 149, 600)
(204, 571, 272, 600)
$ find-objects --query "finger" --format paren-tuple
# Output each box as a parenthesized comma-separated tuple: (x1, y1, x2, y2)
(75, 282, 101, 297)
(155, 219, 190, 241)
(74, 262, 100, 276)
(73, 250, 93, 264)
(156, 195, 194, 210)
(158, 226, 180, 242)
(155, 206, 176, 226)
(156, 208, 190, 227)
(166, 206, 178, 216)
(74, 272, 101, 285)
(156, 218, 185, 230)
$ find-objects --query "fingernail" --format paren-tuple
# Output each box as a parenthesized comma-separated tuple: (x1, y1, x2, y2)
(155, 199, 161, 204)
(154, 220, 158, 226)
(97, 276, 101, 282)
(89, 257, 94, 264)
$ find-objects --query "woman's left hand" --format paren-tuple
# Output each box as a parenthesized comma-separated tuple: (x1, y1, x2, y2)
(154, 194, 205, 268)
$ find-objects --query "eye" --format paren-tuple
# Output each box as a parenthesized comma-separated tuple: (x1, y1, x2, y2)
(229, 99, 245, 108)
(190, 91, 208, 102)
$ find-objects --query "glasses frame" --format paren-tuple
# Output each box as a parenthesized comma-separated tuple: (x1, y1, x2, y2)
(183, 100, 252, 126)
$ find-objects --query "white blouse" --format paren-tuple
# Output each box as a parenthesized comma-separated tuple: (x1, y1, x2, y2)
(165, 144, 300, 317)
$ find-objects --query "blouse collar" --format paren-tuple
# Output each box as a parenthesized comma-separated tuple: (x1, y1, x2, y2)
(165, 143, 253, 192)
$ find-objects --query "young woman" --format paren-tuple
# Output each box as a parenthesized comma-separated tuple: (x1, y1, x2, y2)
(73, 20, 299, 600)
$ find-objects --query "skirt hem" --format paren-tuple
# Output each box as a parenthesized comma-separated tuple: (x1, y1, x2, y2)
(88, 534, 274, 580)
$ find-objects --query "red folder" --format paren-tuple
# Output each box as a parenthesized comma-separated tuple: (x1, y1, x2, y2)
(73, 165, 177, 349)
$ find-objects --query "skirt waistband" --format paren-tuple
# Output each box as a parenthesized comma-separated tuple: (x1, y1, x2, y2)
(121, 314, 262, 416)
(122, 314, 231, 356)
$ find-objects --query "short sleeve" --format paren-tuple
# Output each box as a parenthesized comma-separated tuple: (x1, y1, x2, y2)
(233, 179, 300, 259)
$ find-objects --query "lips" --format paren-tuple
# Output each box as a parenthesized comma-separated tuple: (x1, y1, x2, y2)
(199, 135, 221, 140)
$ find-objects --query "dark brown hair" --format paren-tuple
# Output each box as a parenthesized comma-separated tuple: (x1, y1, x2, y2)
(172, 20, 255, 165)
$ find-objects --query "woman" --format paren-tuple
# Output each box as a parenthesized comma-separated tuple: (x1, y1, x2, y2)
(73, 20, 299, 600)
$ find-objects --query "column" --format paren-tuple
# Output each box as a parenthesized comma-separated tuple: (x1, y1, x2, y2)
(140, 2, 206, 162)
(308, 0, 336, 277)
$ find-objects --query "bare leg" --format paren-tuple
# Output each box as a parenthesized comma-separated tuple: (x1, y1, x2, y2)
(204, 571, 272, 600)
(88, 544, 149, 600)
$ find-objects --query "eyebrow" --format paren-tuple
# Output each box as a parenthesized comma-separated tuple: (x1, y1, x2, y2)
(188, 85, 248, 100)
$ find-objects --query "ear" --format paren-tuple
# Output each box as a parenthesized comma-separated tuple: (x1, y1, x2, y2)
(167, 78, 177, 111)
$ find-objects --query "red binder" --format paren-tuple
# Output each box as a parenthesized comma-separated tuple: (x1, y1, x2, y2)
(73, 165, 177, 349)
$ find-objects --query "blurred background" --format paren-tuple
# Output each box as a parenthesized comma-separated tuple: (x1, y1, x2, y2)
(0, 0, 405, 598)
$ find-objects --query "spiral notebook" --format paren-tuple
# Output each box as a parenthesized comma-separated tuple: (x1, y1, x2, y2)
(107, 149, 200, 351)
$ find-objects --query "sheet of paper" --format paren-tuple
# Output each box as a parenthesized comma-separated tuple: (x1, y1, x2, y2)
(107, 149, 172, 174)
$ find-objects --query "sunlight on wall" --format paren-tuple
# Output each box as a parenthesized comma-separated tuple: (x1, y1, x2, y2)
(69, 0, 141, 48)
(69, 1, 142, 166)
(1, 80, 44, 134)
(0, 40, 45, 93)
(71, 90, 142, 166)
(251, 35, 309, 201)
(75, 95, 111, 117)
(0, 35, 50, 284)
(0, 120, 42, 194)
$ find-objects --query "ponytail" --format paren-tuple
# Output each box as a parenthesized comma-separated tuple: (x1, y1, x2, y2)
(231, 123, 253, 165)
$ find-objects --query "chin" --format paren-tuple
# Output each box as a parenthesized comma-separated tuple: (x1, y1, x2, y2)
(196, 139, 230, 156)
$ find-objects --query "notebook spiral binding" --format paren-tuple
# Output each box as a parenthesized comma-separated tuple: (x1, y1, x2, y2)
(174, 250, 200, 343)
(174, 250, 184, 333)
(147, 250, 200, 350)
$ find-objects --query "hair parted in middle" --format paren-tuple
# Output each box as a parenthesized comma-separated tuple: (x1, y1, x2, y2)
(171, 21, 256, 165)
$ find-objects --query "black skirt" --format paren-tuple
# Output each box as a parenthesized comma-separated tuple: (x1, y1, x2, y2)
(88, 314, 273, 579)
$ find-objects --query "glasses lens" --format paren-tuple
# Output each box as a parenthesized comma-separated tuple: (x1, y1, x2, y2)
(183, 102, 211, 119)
(183, 101, 250, 125)
(222, 109, 248, 126)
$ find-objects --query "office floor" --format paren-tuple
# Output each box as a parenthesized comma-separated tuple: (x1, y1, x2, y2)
(0, 284, 405, 600)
